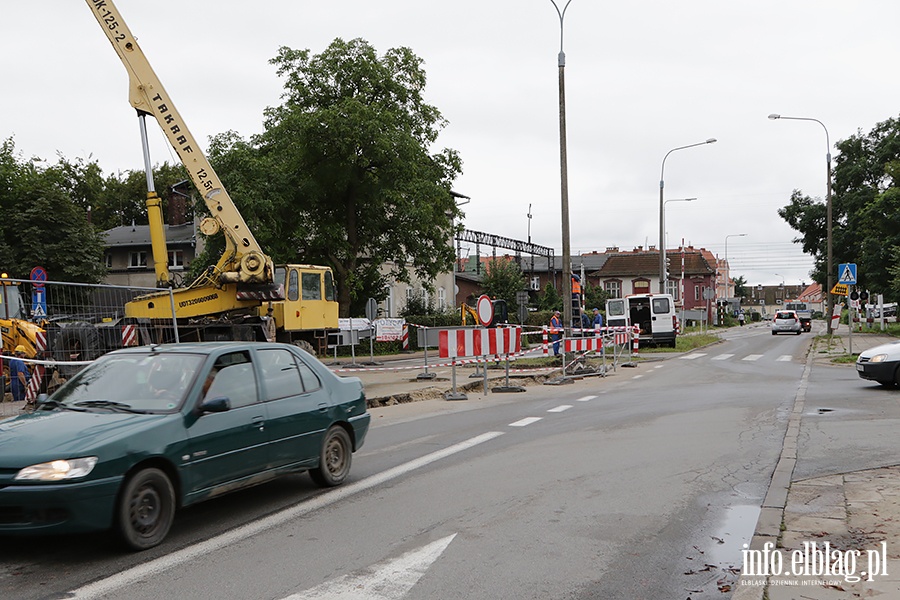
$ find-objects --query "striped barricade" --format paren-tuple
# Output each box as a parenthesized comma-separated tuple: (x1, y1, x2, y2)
(437, 326, 522, 359)
(565, 336, 602, 353)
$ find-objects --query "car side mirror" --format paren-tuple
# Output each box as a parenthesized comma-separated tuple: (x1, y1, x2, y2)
(36, 393, 49, 406)
(198, 396, 231, 414)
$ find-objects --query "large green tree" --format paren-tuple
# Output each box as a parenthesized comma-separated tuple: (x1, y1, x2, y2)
(0, 138, 106, 282)
(203, 38, 463, 317)
(779, 115, 900, 298)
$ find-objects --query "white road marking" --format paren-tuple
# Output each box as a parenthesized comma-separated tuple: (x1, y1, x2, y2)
(712, 354, 734, 361)
(67, 432, 504, 600)
(547, 405, 572, 413)
(777, 355, 793, 362)
(284, 534, 457, 600)
(632, 374, 643, 379)
(509, 417, 542, 427)
(654, 364, 664, 369)
(576, 395, 597, 402)
(743, 354, 764, 361)
(680, 353, 707, 360)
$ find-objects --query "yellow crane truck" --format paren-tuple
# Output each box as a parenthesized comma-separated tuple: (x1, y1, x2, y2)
(65, 0, 338, 357)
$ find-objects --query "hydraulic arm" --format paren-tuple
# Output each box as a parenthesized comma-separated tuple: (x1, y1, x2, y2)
(86, 0, 279, 318)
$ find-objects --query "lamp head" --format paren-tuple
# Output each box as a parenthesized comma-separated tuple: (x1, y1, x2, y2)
(768, 114, 781, 120)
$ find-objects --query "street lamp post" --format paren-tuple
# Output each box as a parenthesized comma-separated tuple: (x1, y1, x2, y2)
(768, 113, 833, 334)
(550, 0, 574, 329)
(724, 233, 747, 301)
(659, 139, 717, 293)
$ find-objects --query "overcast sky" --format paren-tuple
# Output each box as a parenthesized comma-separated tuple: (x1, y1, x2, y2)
(3, 1, 897, 286)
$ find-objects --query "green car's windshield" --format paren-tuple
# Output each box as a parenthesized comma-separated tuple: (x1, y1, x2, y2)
(52, 352, 204, 412)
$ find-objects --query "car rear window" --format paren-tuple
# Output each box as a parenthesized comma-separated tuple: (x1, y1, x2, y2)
(776, 312, 793, 319)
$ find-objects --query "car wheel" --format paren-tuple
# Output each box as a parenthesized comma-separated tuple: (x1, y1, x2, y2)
(116, 468, 176, 551)
(310, 426, 352, 487)
(771, 331, 776, 335)
(796, 330, 801, 335)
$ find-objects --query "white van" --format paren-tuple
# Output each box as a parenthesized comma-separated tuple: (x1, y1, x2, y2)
(605, 293, 678, 347)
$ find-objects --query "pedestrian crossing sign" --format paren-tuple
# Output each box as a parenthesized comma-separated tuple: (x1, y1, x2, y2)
(838, 263, 857, 285)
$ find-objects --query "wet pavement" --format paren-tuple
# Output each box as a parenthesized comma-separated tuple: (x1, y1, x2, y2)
(735, 330, 900, 599)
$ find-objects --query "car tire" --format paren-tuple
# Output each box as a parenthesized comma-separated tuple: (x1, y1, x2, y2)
(310, 426, 352, 487)
(116, 467, 176, 551)
(796, 330, 801, 335)
(771, 331, 776, 335)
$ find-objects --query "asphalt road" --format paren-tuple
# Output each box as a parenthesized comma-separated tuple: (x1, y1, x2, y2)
(2, 325, 886, 600)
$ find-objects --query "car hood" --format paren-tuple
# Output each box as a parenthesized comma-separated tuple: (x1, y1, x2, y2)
(859, 341, 900, 361)
(0, 410, 166, 465)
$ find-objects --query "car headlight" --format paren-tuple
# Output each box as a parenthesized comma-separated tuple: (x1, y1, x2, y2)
(869, 354, 889, 363)
(14, 457, 98, 481)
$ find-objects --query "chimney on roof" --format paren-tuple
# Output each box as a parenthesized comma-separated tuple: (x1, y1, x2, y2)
(606, 246, 619, 253)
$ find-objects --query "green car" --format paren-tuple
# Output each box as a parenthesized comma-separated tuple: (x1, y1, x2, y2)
(0, 342, 369, 550)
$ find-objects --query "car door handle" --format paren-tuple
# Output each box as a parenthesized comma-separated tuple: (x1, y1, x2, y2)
(318, 402, 329, 412)
(252, 416, 265, 431)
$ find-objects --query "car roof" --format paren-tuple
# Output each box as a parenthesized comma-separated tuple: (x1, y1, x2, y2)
(108, 341, 296, 357)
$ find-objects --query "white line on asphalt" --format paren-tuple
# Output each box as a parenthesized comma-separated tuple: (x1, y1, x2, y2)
(712, 354, 734, 361)
(547, 405, 572, 413)
(654, 365, 664, 369)
(509, 417, 542, 427)
(284, 534, 458, 600)
(632, 374, 643, 379)
(575, 395, 597, 402)
(743, 354, 763, 361)
(67, 432, 504, 600)
(680, 353, 707, 360)
(777, 355, 792, 362)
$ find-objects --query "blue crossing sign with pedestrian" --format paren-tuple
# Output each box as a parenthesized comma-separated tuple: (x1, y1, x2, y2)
(838, 263, 857, 285)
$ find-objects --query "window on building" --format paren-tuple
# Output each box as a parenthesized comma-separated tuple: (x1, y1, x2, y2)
(605, 280, 621, 299)
(128, 251, 147, 269)
(168, 249, 184, 270)
(104, 253, 113, 268)
(437, 287, 446, 310)
(695, 285, 702, 301)
(633, 279, 651, 294)
(665, 279, 679, 300)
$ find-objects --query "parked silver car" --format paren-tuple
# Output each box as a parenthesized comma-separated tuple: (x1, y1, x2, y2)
(771, 310, 802, 335)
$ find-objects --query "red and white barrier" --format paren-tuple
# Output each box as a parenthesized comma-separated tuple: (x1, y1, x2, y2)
(122, 324, 138, 347)
(23, 365, 45, 404)
(437, 327, 522, 359)
(35, 330, 47, 353)
(565, 337, 602, 352)
(401, 323, 409, 351)
(632, 326, 640, 354)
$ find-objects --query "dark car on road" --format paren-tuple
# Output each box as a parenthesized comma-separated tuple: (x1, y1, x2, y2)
(0, 342, 370, 550)
(857, 340, 900, 387)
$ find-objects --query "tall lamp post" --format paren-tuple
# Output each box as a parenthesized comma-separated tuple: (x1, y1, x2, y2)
(768, 113, 833, 333)
(550, 0, 574, 328)
(724, 233, 747, 301)
(659, 139, 717, 293)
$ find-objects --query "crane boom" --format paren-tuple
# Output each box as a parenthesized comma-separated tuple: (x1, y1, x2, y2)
(85, 0, 273, 288)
